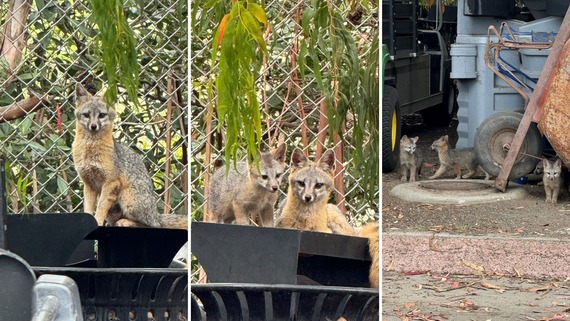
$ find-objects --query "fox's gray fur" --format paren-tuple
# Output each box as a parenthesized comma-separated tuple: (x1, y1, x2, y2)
(429, 135, 491, 180)
(399, 135, 423, 182)
(208, 144, 287, 226)
(543, 158, 564, 204)
(275, 148, 354, 235)
(72, 83, 187, 228)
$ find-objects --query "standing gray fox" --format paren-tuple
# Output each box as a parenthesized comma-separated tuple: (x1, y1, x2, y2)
(208, 144, 287, 226)
(542, 158, 564, 204)
(399, 135, 423, 182)
(72, 83, 187, 229)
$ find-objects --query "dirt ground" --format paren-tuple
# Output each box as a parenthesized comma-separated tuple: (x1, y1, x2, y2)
(383, 270, 570, 321)
(382, 115, 570, 238)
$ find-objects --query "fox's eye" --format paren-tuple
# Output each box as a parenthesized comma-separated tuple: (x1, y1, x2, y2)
(261, 175, 268, 180)
(98, 113, 107, 119)
(296, 180, 305, 187)
(315, 183, 324, 188)
(82, 113, 90, 118)
(275, 173, 281, 178)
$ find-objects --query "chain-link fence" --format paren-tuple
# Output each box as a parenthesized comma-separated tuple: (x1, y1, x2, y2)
(191, 0, 379, 230)
(0, 0, 188, 217)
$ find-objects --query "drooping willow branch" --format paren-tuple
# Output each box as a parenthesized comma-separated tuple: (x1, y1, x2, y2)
(210, 0, 269, 167)
(90, 0, 140, 108)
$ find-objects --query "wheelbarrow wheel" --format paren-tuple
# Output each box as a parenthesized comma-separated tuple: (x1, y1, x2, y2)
(474, 111, 542, 179)
(382, 85, 401, 173)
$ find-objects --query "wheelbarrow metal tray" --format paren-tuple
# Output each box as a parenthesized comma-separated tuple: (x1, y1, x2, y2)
(537, 37, 570, 166)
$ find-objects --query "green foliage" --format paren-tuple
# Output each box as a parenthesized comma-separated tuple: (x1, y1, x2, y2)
(298, 1, 379, 201)
(211, 0, 268, 167)
(90, 0, 140, 107)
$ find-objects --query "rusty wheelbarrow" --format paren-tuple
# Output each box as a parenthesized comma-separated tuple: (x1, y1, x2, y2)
(474, 6, 570, 192)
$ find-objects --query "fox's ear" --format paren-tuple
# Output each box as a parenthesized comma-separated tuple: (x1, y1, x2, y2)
(291, 148, 308, 168)
(400, 135, 408, 142)
(273, 143, 287, 163)
(543, 157, 549, 168)
(318, 149, 335, 173)
(76, 83, 92, 99)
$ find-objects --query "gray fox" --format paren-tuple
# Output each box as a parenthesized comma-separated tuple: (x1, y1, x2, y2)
(208, 144, 287, 226)
(429, 135, 491, 180)
(543, 158, 564, 204)
(72, 83, 187, 229)
(399, 135, 423, 182)
(275, 148, 354, 235)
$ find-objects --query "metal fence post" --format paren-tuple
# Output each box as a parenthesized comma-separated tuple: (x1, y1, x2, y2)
(0, 156, 7, 249)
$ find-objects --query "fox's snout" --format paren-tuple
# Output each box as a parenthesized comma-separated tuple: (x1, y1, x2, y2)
(303, 194, 313, 202)
(89, 123, 99, 131)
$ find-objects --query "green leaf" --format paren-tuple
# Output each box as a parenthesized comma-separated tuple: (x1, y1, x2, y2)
(57, 176, 67, 195)
(299, 41, 307, 77)
(240, 8, 268, 56)
(247, 3, 268, 25)
(28, 141, 46, 153)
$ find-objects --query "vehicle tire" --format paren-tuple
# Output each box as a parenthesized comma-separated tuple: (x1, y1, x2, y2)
(382, 85, 401, 173)
(474, 111, 542, 179)
(421, 83, 457, 127)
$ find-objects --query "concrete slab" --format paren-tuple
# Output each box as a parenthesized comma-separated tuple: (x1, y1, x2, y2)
(389, 179, 528, 205)
(383, 232, 570, 279)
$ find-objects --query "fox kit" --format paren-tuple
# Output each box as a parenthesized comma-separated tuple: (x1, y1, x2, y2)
(275, 149, 354, 234)
(543, 158, 564, 204)
(429, 135, 491, 180)
(72, 84, 186, 229)
(208, 144, 286, 226)
(400, 135, 423, 182)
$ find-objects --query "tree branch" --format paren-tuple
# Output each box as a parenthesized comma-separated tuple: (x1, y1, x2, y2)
(0, 95, 44, 123)
(0, 0, 33, 88)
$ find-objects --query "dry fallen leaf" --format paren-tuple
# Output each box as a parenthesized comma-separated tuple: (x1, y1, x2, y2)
(404, 271, 428, 276)
(386, 257, 395, 271)
(404, 302, 416, 309)
(479, 281, 505, 291)
(461, 259, 485, 274)
(529, 285, 552, 292)
(429, 234, 443, 252)
(459, 299, 479, 311)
